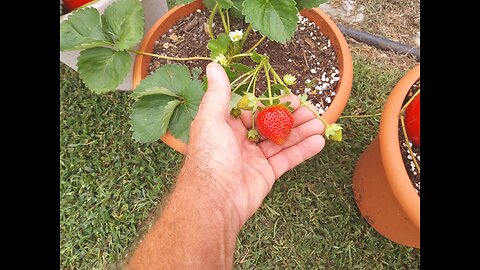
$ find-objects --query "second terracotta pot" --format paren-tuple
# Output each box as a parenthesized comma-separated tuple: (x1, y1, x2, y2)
(352, 65, 420, 248)
(132, 0, 353, 153)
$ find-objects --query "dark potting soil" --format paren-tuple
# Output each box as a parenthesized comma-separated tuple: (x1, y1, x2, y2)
(399, 80, 420, 195)
(148, 8, 340, 116)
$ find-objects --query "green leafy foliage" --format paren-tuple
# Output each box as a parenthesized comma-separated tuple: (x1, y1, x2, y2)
(207, 33, 232, 59)
(243, 0, 299, 43)
(296, 0, 328, 10)
(60, 7, 110, 51)
(230, 63, 252, 73)
(230, 0, 245, 18)
(77, 48, 132, 94)
(250, 51, 264, 63)
(101, 0, 145, 50)
(175, 0, 196, 4)
(130, 94, 179, 142)
(131, 64, 204, 144)
(216, 0, 234, 9)
(60, 0, 145, 94)
(202, 0, 234, 9)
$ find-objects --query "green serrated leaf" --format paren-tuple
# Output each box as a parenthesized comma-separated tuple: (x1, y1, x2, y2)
(231, 0, 245, 18)
(60, 7, 110, 51)
(224, 66, 240, 82)
(203, 0, 234, 9)
(203, 0, 216, 9)
(180, 79, 204, 114)
(132, 63, 204, 144)
(77, 47, 132, 93)
(271, 84, 287, 96)
(130, 94, 177, 143)
(299, 93, 309, 103)
(169, 76, 204, 143)
(251, 51, 263, 63)
(216, 0, 234, 9)
(243, 0, 298, 43)
(101, 0, 144, 51)
(133, 64, 193, 98)
(161, 99, 182, 136)
(297, 0, 328, 10)
(230, 63, 252, 73)
(207, 33, 231, 59)
(133, 86, 180, 100)
(192, 67, 202, 80)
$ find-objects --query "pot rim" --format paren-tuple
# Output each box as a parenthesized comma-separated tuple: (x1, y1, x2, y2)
(132, 0, 353, 153)
(379, 64, 420, 230)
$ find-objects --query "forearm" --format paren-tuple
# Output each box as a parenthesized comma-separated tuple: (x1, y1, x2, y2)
(126, 158, 240, 269)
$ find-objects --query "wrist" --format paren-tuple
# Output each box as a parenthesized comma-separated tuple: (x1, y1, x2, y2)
(176, 155, 242, 232)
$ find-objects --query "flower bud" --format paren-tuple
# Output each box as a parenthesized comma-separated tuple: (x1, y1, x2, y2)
(283, 74, 296, 86)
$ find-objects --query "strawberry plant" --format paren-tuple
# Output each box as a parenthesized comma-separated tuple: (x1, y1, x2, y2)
(60, 0, 345, 146)
(404, 93, 420, 147)
(400, 88, 420, 174)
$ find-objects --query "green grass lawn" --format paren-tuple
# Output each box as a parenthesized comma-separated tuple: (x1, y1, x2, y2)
(60, 50, 420, 269)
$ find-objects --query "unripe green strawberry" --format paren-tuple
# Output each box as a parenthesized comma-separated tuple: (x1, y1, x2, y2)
(247, 129, 260, 142)
(236, 93, 256, 111)
(325, 123, 343, 142)
(256, 105, 294, 145)
(230, 107, 241, 118)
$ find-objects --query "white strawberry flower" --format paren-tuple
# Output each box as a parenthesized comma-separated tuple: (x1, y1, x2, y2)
(229, 30, 243, 42)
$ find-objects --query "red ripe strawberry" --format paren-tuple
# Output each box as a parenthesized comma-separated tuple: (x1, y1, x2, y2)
(62, 0, 94, 13)
(405, 94, 420, 147)
(256, 105, 294, 145)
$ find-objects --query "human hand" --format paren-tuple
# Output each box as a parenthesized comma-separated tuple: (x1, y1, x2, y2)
(178, 62, 326, 231)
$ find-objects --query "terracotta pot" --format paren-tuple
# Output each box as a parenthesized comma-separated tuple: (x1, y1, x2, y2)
(352, 65, 420, 248)
(132, 0, 353, 153)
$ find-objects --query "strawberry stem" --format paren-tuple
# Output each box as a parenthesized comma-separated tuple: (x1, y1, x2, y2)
(263, 62, 273, 105)
(256, 94, 289, 101)
(226, 9, 230, 34)
(208, 4, 218, 39)
(301, 101, 330, 128)
(218, 7, 229, 33)
(400, 112, 421, 173)
(339, 113, 382, 119)
(401, 88, 420, 112)
(399, 88, 420, 174)
(268, 64, 286, 86)
(128, 49, 211, 61)
(246, 36, 266, 53)
(240, 24, 252, 49)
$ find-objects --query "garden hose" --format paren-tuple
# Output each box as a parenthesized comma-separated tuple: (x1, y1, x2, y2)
(337, 24, 420, 61)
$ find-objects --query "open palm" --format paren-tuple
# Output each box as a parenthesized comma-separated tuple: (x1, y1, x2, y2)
(185, 62, 325, 230)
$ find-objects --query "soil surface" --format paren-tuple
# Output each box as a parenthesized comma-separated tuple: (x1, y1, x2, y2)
(399, 80, 420, 195)
(148, 9, 340, 116)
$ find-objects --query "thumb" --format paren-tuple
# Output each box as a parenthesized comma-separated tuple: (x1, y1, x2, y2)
(197, 62, 231, 119)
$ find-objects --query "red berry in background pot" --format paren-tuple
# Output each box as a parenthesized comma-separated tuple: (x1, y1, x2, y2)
(62, 0, 94, 13)
(405, 94, 420, 147)
(256, 105, 294, 145)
